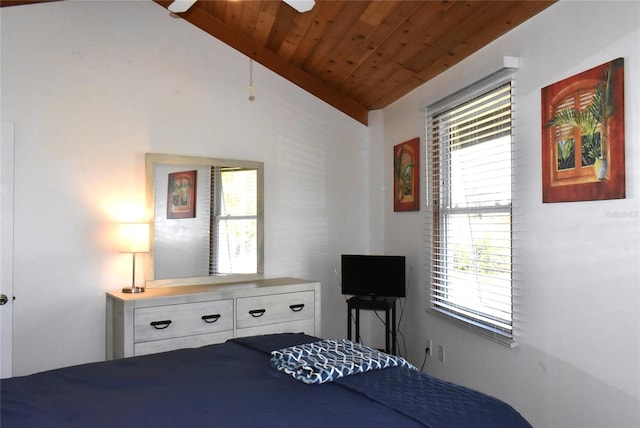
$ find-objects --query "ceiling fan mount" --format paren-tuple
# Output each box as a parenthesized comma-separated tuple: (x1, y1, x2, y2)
(168, 0, 315, 14)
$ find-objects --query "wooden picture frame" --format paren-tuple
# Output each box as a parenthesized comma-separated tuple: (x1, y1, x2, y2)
(541, 58, 625, 203)
(394, 137, 420, 212)
(167, 170, 197, 219)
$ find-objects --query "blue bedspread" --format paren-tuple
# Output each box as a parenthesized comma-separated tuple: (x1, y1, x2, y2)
(1, 333, 532, 427)
(236, 334, 532, 428)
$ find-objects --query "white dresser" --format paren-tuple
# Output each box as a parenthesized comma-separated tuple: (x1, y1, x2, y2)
(106, 277, 321, 359)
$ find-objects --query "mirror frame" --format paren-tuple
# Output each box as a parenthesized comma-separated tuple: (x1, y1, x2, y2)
(145, 153, 264, 287)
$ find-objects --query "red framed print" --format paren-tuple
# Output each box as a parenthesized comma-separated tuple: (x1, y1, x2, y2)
(394, 137, 420, 212)
(167, 170, 197, 219)
(541, 58, 625, 203)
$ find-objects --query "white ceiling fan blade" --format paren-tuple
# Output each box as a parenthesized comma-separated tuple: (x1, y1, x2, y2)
(283, 0, 315, 13)
(168, 0, 197, 13)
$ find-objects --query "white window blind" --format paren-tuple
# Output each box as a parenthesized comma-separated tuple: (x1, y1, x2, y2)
(426, 70, 517, 346)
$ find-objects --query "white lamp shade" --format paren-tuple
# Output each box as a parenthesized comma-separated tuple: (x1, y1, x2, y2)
(119, 223, 150, 253)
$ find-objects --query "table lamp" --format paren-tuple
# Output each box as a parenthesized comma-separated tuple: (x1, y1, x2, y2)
(119, 223, 150, 293)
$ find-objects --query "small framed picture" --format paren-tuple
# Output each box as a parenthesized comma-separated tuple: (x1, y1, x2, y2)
(167, 170, 197, 219)
(394, 137, 420, 212)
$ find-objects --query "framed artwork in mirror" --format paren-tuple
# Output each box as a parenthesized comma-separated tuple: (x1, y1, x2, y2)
(394, 137, 420, 212)
(167, 170, 197, 219)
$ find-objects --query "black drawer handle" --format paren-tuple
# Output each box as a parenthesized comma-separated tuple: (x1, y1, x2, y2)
(150, 320, 172, 330)
(249, 309, 266, 318)
(289, 304, 305, 312)
(201, 314, 221, 323)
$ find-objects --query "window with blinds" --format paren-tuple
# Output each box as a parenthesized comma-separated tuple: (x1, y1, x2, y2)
(209, 167, 258, 275)
(427, 74, 515, 345)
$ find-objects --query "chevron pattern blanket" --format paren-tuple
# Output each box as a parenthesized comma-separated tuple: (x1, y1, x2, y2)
(270, 339, 416, 384)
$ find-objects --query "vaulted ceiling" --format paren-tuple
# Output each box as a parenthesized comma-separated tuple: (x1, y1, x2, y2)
(153, 0, 555, 125)
(3, 0, 555, 125)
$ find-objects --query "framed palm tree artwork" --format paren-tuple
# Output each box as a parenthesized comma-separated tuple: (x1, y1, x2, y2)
(394, 137, 420, 212)
(541, 58, 625, 203)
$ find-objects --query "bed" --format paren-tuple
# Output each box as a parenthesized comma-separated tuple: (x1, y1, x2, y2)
(1, 333, 531, 427)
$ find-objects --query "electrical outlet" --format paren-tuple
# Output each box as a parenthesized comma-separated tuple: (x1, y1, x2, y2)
(425, 339, 432, 356)
(438, 344, 445, 363)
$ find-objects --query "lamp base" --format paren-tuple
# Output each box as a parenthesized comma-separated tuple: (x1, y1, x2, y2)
(122, 286, 145, 294)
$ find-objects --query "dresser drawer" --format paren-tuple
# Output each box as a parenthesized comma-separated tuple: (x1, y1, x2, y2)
(236, 319, 315, 339)
(135, 299, 233, 343)
(134, 331, 234, 356)
(237, 291, 314, 329)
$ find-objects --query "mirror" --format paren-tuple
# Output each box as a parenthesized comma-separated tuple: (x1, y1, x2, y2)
(145, 153, 264, 286)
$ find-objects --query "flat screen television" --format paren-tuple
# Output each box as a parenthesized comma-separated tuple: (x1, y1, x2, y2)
(341, 254, 406, 298)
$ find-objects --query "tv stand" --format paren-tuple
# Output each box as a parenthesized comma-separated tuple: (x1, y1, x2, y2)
(347, 296, 397, 355)
(357, 295, 381, 301)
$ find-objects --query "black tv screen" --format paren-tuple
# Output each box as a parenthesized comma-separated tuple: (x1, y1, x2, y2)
(341, 254, 406, 298)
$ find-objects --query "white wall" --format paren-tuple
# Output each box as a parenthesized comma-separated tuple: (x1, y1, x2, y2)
(0, 1, 368, 375)
(379, 1, 640, 427)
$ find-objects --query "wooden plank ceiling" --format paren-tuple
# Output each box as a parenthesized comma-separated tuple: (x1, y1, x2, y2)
(3, 0, 555, 125)
(153, 0, 554, 125)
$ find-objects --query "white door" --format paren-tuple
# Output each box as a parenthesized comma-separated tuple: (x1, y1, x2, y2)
(1, 121, 15, 378)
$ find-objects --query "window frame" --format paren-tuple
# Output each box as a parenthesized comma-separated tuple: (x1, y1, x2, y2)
(425, 70, 517, 347)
